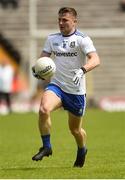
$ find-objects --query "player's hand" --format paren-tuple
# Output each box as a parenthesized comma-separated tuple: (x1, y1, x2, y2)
(72, 68, 84, 86)
(32, 66, 41, 79)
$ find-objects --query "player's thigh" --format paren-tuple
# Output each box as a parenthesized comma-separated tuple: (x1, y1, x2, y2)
(68, 112, 83, 131)
(40, 90, 62, 112)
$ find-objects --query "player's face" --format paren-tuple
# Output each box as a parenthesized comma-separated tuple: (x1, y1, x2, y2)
(58, 13, 77, 36)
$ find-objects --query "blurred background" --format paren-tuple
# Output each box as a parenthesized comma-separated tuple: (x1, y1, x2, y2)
(0, 0, 125, 114)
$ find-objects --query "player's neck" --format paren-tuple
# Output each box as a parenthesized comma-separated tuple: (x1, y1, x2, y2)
(62, 29, 76, 37)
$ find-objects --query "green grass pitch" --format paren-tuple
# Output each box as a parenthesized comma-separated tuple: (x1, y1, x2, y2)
(0, 109, 125, 179)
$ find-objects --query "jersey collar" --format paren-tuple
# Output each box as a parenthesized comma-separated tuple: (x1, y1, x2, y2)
(62, 29, 76, 37)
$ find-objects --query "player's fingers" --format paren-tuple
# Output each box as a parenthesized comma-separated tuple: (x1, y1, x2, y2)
(72, 75, 76, 82)
(32, 66, 35, 73)
(69, 69, 78, 74)
(73, 77, 79, 85)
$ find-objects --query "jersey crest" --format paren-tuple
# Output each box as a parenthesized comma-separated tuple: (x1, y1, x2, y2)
(62, 40, 68, 48)
(70, 41, 75, 48)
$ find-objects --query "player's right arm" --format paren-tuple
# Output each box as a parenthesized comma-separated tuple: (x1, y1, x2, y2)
(32, 36, 52, 79)
(32, 52, 51, 79)
(32, 50, 51, 79)
(40, 51, 51, 58)
(40, 35, 52, 58)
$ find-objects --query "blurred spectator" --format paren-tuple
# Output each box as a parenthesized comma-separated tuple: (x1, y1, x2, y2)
(120, 0, 125, 11)
(0, 59, 14, 113)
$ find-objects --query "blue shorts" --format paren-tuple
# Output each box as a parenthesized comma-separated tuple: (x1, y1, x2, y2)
(45, 83, 86, 117)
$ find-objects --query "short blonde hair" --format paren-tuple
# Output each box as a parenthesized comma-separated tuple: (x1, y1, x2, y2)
(58, 7, 77, 18)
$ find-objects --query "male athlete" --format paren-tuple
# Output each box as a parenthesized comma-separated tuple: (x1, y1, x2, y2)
(32, 7, 100, 167)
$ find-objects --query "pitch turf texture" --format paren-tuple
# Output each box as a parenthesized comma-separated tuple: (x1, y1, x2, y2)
(0, 109, 125, 179)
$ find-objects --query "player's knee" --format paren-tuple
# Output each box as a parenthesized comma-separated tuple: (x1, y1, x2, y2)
(70, 128, 80, 137)
(39, 103, 51, 116)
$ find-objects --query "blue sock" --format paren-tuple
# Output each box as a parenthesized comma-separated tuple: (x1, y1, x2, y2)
(77, 146, 86, 156)
(41, 134, 51, 148)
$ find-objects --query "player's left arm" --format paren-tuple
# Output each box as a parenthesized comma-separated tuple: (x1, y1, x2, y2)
(73, 52, 100, 85)
(83, 52, 100, 73)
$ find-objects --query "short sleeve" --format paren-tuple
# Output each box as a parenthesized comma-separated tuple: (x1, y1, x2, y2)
(80, 36, 96, 55)
(43, 36, 52, 54)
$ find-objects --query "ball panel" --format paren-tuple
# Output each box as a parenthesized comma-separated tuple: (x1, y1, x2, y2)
(34, 57, 56, 80)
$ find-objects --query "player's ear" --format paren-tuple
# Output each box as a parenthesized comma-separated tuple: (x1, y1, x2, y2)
(74, 18, 77, 23)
